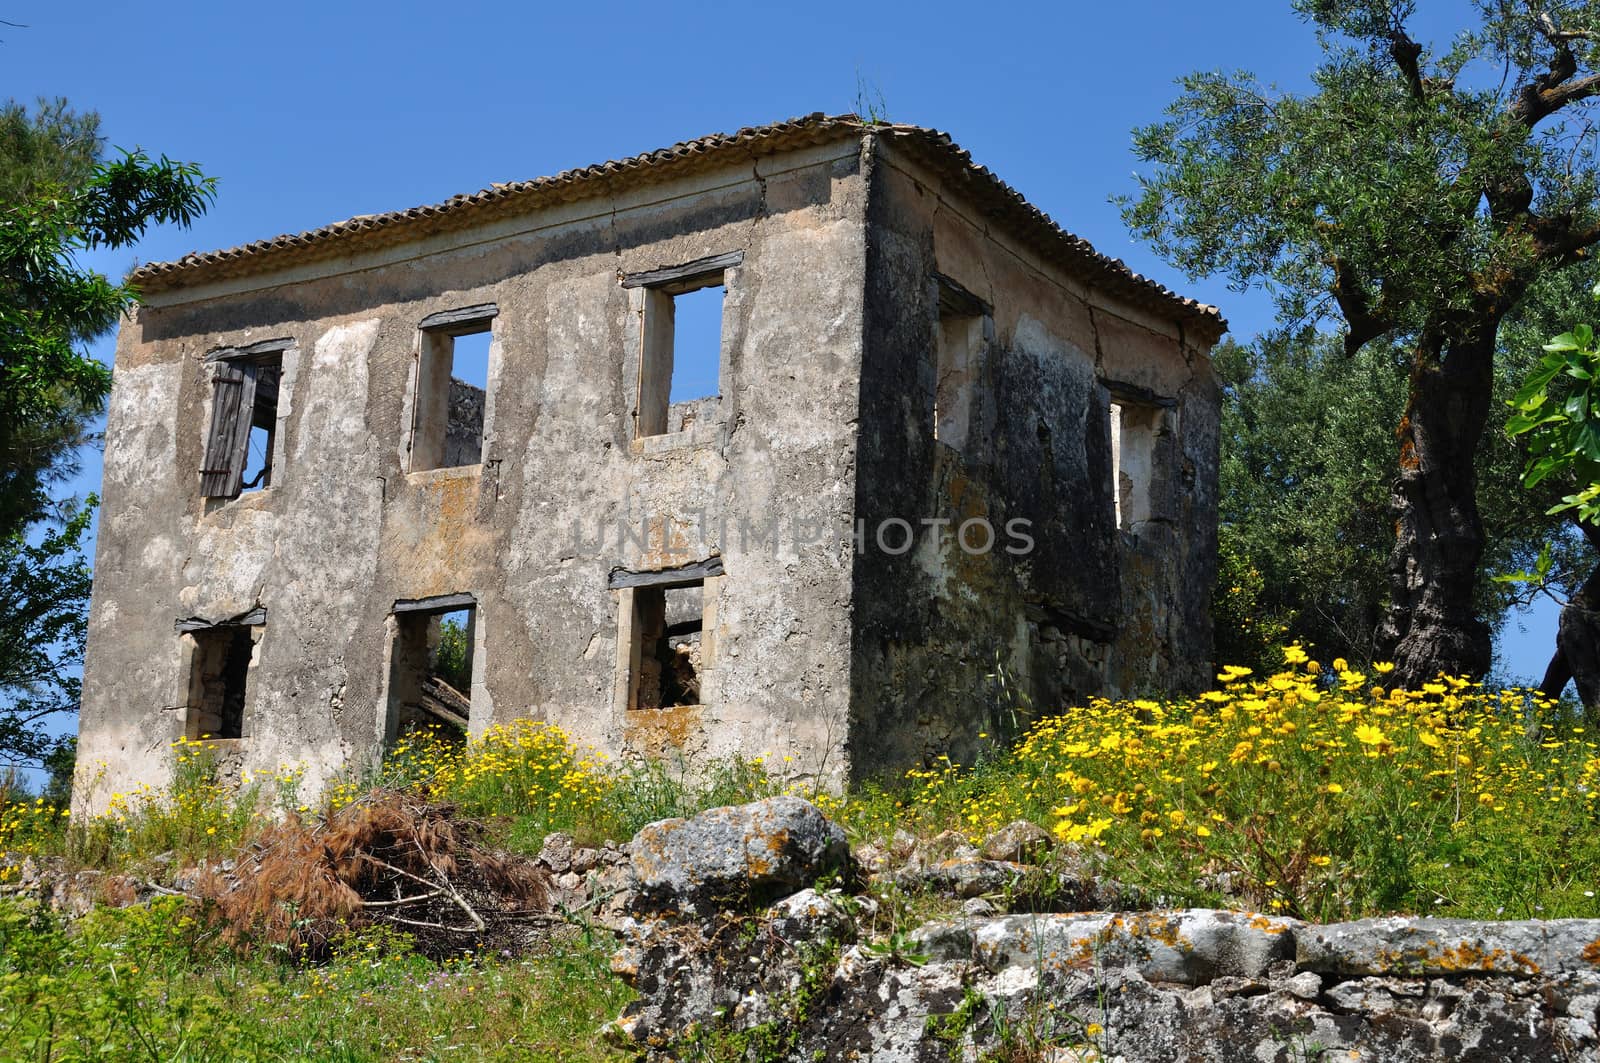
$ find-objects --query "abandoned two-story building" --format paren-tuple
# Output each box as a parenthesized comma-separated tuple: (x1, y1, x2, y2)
(73, 115, 1225, 813)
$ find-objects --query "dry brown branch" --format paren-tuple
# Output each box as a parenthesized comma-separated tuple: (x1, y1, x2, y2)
(197, 789, 552, 960)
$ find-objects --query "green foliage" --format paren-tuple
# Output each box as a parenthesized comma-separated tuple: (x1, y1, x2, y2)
(375, 722, 781, 856)
(597, 755, 781, 843)
(0, 141, 212, 456)
(925, 986, 987, 1055)
(40, 735, 74, 808)
(35, 741, 277, 871)
(0, 97, 213, 770)
(1125, 1, 1600, 676)
(7, 668, 1600, 1059)
(1120, 2, 1600, 336)
(0, 501, 93, 767)
(0, 98, 211, 538)
(1212, 333, 1400, 668)
(0, 99, 100, 203)
(1507, 282, 1600, 524)
(831, 665, 1600, 924)
(1211, 329, 1561, 669)
(434, 616, 471, 691)
(852, 71, 891, 124)
(1213, 523, 1291, 675)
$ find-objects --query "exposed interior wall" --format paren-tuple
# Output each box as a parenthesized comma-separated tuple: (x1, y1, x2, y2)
(442, 381, 485, 469)
(180, 623, 261, 741)
(382, 600, 474, 744)
(74, 138, 870, 813)
(847, 140, 1220, 783)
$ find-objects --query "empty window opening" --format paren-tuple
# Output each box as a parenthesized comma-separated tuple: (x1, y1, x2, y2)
(630, 582, 703, 711)
(412, 307, 496, 472)
(242, 423, 273, 493)
(671, 285, 724, 405)
(934, 312, 982, 452)
(184, 624, 260, 740)
(1110, 401, 1123, 526)
(932, 277, 987, 452)
(1109, 400, 1160, 530)
(386, 599, 475, 745)
(639, 276, 725, 437)
(201, 350, 282, 498)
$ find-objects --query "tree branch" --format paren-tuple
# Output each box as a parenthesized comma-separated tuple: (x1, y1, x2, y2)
(1389, 29, 1426, 103)
(1540, 644, 1573, 698)
(1332, 258, 1391, 355)
(1575, 513, 1600, 553)
(1530, 211, 1600, 266)
(1535, 9, 1598, 46)
(1513, 69, 1600, 127)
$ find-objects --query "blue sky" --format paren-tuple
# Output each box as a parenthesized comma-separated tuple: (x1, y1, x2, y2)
(0, 0, 1562, 764)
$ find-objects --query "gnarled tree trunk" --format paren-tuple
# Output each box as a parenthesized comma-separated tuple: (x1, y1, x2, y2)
(1540, 522, 1600, 720)
(1379, 329, 1496, 684)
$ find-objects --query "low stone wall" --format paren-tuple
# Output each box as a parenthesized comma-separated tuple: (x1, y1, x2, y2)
(611, 799, 1600, 1062)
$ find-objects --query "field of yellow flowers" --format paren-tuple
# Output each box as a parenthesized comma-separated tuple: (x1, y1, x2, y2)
(841, 647, 1600, 922)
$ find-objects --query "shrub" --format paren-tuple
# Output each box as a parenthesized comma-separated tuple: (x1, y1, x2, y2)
(65, 738, 284, 869)
(0, 790, 69, 883)
(384, 720, 779, 852)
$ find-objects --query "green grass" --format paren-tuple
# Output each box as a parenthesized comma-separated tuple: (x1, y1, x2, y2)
(0, 897, 632, 1062)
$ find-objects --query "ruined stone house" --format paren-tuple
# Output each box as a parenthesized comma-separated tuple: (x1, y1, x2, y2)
(73, 115, 1225, 813)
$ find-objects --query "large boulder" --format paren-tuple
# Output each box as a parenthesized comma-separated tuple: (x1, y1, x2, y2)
(630, 796, 850, 911)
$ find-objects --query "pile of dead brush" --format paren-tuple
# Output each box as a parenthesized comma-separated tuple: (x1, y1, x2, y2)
(204, 789, 553, 960)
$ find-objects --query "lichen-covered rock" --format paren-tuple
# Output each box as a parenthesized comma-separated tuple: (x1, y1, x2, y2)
(887, 829, 918, 860)
(629, 796, 849, 911)
(900, 857, 1029, 898)
(615, 895, 1600, 1060)
(2, 856, 155, 916)
(587, 854, 638, 931)
(851, 841, 889, 875)
(1299, 916, 1600, 976)
(768, 888, 853, 945)
(535, 831, 574, 874)
(967, 909, 1300, 984)
(611, 807, 1600, 1060)
(887, 839, 1115, 912)
(908, 829, 978, 868)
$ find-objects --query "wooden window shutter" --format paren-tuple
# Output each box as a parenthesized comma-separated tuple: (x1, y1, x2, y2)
(199, 361, 258, 498)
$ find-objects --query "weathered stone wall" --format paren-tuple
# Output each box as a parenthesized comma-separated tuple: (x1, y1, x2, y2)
(76, 140, 870, 812)
(442, 379, 485, 469)
(847, 140, 1220, 781)
(621, 901, 1600, 1061)
(613, 799, 1600, 1062)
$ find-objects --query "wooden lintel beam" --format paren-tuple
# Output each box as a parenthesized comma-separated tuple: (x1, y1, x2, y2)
(607, 556, 725, 589)
(621, 251, 744, 290)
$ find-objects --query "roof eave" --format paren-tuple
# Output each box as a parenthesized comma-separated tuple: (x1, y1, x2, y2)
(131, 113, 1224, 337)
